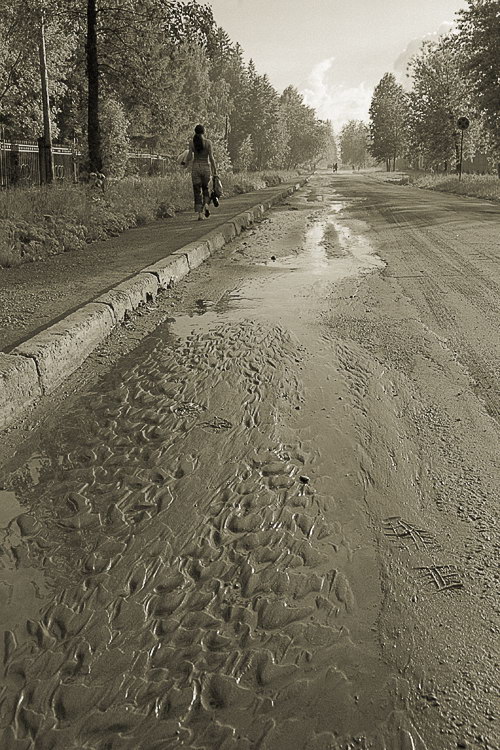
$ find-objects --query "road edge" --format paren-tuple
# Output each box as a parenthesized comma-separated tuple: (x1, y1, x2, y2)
(0, 178, 307, 430)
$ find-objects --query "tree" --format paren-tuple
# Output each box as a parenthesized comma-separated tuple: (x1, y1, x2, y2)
(339, 120, 369, 168)
(86, 0, 101, 171)
(100, 96, 129, 178)
(319, 120, 338, 166)
(369, 73, 408, 171)
(0, 0, 74, 139)
(280, 86, 326, 168)
(456, 0, 500, 175)
(228, 61, 288, 170)
(235, 134, 253, 171)
(407, 38, 476, 171)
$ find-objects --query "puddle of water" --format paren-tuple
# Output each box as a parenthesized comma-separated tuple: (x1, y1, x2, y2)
(174, 209, 385, 339)
(25, 454, 50, 485)
(0, 489, 22, 527)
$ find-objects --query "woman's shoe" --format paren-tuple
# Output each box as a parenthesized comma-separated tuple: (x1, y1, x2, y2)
(204, 206, 210, 218)
(197, 212, 204, 221)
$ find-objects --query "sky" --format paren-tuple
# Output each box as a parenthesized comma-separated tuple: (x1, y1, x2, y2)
(202, 0, 468, 132)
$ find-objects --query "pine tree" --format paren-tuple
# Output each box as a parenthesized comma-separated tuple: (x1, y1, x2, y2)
(369, 73, 408, 171)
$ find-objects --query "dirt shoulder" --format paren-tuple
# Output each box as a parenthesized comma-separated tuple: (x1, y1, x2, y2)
(0, 179, 304, 352)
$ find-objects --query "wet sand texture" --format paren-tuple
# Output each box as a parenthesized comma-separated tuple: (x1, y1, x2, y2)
(1, 174, 498, 750)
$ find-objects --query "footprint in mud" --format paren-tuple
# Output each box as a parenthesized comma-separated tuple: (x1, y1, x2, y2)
(200, 415, 233, 432)
(0, 319, 379, 749)
(383, 516, 435, 551)
(414, 564, 464, 592)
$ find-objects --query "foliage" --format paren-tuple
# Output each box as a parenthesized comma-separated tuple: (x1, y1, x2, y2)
(0, 170, 299, 267)
(0, 0, 335, 177)
(406, 39, 477, 170)
(0, 0, 75, 138)
(456, 0, 500, 157)
(281, 87, 317, 168)
(339, 120, 369, 168)
(100, 97, 130, 179)
(235, 135, 254, 172)
(369, 73, 409, 170)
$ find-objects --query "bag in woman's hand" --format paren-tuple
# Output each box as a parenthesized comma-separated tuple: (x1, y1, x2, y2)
(178, 149, 189, 167)
(210, 175, 223, 206)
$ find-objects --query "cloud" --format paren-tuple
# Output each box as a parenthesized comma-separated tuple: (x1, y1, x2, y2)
(300, 58, 372, 132)
(393, 22, 455, 88)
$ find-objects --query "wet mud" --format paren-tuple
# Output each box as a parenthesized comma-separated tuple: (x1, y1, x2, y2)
(0, 174, 498, 750)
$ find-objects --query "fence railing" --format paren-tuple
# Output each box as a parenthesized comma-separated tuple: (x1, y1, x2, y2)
(0, 136, 169, 188)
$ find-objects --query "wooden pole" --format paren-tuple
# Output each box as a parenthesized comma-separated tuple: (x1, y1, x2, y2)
(38, 10, 54, 184)
(87, 0, 102, 173)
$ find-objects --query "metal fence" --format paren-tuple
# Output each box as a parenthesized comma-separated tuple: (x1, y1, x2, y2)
(127, 151, 170, 177)
(0, 134, 169, 188)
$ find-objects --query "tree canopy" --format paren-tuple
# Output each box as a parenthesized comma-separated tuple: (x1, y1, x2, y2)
(368, 1, 499, 174)
(339, 121, 369, 169)
(0, 0, 333, 174)
(369, 73, 408, 171)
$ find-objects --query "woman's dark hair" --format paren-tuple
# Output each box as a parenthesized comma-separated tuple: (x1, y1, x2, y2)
(193, 124, 205, 153)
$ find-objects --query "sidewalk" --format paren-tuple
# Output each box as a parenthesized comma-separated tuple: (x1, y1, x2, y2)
(0, 178, 307, 353)
(0, 177, 308, 429)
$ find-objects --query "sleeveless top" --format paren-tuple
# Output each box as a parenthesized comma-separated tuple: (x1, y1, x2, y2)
(192, 137, 211, 164)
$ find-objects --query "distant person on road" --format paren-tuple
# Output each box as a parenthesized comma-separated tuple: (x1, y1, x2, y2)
(332, 162, 338, 173)
(185, 124, 217, 221)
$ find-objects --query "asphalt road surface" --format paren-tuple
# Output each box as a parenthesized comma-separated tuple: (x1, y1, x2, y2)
(0, 172, 498, 750)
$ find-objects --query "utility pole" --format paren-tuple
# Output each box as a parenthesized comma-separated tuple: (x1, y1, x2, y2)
(38, 9, 54, 184)
(87, 0, 102, 173)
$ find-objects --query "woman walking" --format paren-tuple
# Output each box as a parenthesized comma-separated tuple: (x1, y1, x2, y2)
(186, 124, 217, 221)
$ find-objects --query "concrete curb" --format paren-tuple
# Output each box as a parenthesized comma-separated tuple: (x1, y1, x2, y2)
(0, 177, 308, 429)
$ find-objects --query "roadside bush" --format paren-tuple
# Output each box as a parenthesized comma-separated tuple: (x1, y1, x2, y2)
(101, 98, 131, 180)
(0, 169, 300, 268)
(0, 228, 20, 267)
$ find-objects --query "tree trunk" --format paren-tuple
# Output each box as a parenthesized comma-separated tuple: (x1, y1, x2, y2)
(497, 162, 500, 179)
(392, 155, 396, 171)
(86, 0, 102, 173)
(38, 11, 54, 184)
(386, 158, 390, 172)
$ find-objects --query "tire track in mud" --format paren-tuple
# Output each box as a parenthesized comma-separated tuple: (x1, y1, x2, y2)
(0, 316, 392, 750)
(372, 209, 499, 422)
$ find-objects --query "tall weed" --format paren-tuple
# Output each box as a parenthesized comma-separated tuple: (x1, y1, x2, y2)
(0, 170, 298, 268)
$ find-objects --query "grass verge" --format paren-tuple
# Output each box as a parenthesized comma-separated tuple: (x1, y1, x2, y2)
(409, 173, 500, 202)
(0, 170, 299, 268)
(370, 170, 500, 202)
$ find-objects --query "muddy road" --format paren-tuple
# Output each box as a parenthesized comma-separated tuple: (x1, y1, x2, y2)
(0, 172, 498, 749)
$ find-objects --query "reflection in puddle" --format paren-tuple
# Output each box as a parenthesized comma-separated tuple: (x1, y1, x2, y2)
(0, 489, 22, 527)
(194, 298, 215, 315)
(173, 207, 384, 340)
(24, 453, 51, 486)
